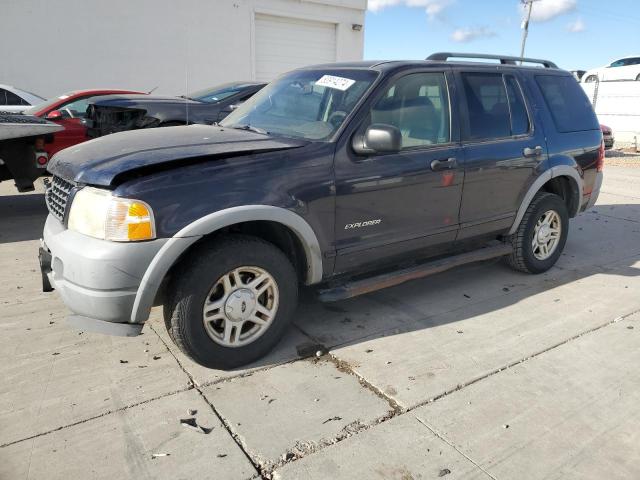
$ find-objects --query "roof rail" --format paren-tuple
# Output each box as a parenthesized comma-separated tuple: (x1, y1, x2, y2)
(426, 52, 558, 69)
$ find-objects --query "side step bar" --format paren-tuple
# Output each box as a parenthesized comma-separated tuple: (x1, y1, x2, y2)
(318, 242, 512, 302)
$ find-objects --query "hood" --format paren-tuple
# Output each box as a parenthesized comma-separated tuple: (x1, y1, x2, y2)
(48, 124, 307, 186)
(89, 94, 201, 108)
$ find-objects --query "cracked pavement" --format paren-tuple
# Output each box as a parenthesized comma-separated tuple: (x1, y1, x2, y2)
(1, 165, 640, 479)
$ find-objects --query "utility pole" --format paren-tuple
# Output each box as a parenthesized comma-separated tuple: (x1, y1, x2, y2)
(520, 0, 540, 62)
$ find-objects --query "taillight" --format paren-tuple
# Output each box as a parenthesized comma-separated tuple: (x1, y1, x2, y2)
(37, 155, 48, 166)
(596, 140, 605, 172)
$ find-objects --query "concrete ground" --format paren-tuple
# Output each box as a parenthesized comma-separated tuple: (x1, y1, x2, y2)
(1, 163, 639, 479)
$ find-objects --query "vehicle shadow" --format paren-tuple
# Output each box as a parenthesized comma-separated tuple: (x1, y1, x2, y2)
(242, 204, 640, 374)
(0, 192, 47, 244)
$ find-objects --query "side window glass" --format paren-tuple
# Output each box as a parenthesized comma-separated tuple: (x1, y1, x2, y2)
(369, 72, 451, 149)
(535, 75, 599, 132)
(505, 76, 530, 136)
(461, 73, 510, 140)
(4, 90, 24, 106)
(0, 89, 6, 106)
(59, 97, 90, 118)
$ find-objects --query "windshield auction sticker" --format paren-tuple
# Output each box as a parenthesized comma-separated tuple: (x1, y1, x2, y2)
(315, 75, 356, 91)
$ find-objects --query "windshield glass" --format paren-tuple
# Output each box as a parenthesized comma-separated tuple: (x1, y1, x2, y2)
(188, 83, 255, 103)
(23, 93, 74, 114)
(220, 69, 378, 141)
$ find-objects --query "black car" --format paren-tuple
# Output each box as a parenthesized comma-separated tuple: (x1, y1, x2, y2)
(41, 53, 604, 369)
(85, 81, 266, 137)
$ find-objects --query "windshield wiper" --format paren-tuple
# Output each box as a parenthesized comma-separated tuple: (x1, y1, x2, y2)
(229, 124, 269, 135)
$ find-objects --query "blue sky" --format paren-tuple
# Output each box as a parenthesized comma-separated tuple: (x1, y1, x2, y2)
(364, 0, 640, 70)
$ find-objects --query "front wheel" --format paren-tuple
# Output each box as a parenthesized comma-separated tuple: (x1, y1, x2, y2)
(165, 235, 298, 369)
(505, 192, 569, 274)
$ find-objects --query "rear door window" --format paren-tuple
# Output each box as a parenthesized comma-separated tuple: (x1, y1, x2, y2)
(461, 72, 531, 141)
(505, 76, 530, 136)
(5, 90, 25, 106)
(535, 75, 599, 132)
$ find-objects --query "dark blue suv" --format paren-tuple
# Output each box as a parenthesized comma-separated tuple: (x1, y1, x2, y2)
(40, 53, 604, 368)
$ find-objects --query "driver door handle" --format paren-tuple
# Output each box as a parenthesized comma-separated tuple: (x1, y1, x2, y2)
(523, 146, 543, 158)
(431, 157, 457, 171)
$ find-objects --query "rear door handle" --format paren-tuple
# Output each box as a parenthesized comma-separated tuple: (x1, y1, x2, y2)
(523, 146, 543, 157)
(431, 157, 457, 171)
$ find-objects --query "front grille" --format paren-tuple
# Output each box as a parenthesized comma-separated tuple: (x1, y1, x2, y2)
(46, 176, 75, 222)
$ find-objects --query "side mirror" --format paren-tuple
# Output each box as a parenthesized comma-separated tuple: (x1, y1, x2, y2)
(217, 104, 239, 121)
(46, 110, 63, 120)
(352, 124, 402, 155)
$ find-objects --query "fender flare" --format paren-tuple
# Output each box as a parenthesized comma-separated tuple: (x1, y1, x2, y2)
(130, 205, 323, 323)
(508, 165, 583, 235)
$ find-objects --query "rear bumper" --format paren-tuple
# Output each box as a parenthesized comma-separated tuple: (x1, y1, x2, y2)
(41, 215, 167, 335)
(603, 134, 614, 149)
(585, 171, 604, 210)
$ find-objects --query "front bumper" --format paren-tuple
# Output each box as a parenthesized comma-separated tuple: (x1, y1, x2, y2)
(41, 215, 168, 336)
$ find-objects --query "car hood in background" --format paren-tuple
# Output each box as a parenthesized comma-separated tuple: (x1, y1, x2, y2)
(88, 94, 202, 109)
(47, 124, 307, 187)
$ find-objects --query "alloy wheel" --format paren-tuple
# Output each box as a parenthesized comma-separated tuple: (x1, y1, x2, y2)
(531, 210, 562, 261)
(202, 266, 279, 348)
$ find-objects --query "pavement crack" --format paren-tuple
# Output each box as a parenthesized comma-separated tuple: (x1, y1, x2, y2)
(414, 415, 498, 480)
(408, 306, 640, 410)
(0, 386, 193, 449)
(147, 322, 267, 479)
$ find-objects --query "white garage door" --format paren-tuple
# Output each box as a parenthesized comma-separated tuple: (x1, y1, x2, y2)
(254, 14, 337, 82)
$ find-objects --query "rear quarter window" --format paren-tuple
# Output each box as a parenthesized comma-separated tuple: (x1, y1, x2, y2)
(535, 75, 599, 133)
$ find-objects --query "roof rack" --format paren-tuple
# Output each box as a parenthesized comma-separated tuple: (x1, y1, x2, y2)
(426, 52, 558, 69)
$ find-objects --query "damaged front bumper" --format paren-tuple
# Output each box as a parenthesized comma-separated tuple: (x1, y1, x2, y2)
(40, 215, 168, 336)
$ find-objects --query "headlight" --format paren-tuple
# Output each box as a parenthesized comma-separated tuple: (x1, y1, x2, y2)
(67, 187, 155, 241)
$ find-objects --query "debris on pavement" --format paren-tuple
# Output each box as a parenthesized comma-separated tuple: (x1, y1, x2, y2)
(296, 343, 326, 357)
(151, 453, 170, 459)
(188, 409, 198, 415)
(180, 417, 213, 434)
(439, 468, 451, 477)
(217, 454, 227, 458)
(153, 355, 161, 360)
(322, 416, 342, 424)
(282, 452, 296, 462)
(119, 359, 128, 364)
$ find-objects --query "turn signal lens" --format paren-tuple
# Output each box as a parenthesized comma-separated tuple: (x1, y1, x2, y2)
(106, 200, 155, 241)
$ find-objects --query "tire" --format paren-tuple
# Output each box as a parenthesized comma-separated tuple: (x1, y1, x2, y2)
(584, 75, 598, 83)
(505, 192, 568, 274)
(165, 234, 298, 369)
(636, 74, 640, 81)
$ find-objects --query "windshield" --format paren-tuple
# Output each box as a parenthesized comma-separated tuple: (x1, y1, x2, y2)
(22, 93, 75, 114)
(188, 83, 255, 103)
(220, 69, 378, 141)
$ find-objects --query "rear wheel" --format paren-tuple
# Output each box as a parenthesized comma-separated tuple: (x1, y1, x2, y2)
(506, 192, 568, 274)
(636, 74, 640, 81)
(165, 235, 298, 369)
(584, 75, 598, 83)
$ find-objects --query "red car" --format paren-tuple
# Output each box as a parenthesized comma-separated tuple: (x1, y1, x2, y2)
(24, 89, 143, 165)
